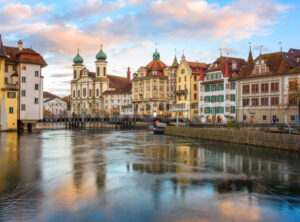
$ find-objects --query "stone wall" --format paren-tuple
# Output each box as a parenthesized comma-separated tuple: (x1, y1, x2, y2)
(164, 126, 300, 151)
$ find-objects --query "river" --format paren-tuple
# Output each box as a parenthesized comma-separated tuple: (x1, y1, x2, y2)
(0, 129, 300, 222)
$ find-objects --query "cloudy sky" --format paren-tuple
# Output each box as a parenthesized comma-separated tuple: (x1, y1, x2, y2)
(0, 0, 299, 96)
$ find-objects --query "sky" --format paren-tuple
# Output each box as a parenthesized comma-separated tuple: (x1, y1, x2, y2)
(0, 0, 299, 96)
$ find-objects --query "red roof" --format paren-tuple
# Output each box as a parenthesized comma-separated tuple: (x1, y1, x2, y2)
(4, 46, 47, 67)
(103, 75, 132, 95)
(145, 60, 167, 77)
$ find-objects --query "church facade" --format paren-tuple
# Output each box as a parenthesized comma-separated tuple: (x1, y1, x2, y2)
(70, 46, 132, 116)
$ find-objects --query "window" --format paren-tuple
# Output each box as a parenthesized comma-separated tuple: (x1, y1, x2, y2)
(184, 84, 187, 89)
(22, 90, 26, 97)
(7, 92, 16, 98)
(261, 83, 269, 93)
(5, 64, 8, 72)
(89, 89, 92, 97)
(261, 97, 268, 106)
(179, 77, 181, 83)
(96, 89, 99, 96)
(97, 67, 100, 76)
(242, 85, 250, 94)
(271, 82, 279, 92)
(194, 84, 197, 90)
(230, 94, 235, 101)
(35, 71, 39, 77)
(271, 97, 279, 105)
(194, 93, 197, 100)
(160, 86, 163, 91)
(35, 84, 39, 90)
(243, 115, 247, 120)
(251, 84, 259, 93)
(21, 104, 26, 111)
(230, 82, 235, 90)
(181, 69, 185, 74)
(83, 88, 86, 97)
(230, 106, 235, 114)
(261, 66, 266, 73)
(291, 115, 295, 121)
(9, 107, 14, 114)
(22, 64, 26, 70)
(78, 90, 80, 97)
(22, 77, 26, 83)
(73, 70, 76, 79)
(243, 98, 249, 106)
(34, 98, 39, 104)
(263, 115, 267, 121)
(251, 98, 259, 106)
(103, 67, 106, 76)
(184, 76, 187, 82)
(153, 86, 157, 91)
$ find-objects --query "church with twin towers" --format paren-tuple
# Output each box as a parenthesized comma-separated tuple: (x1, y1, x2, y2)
(70, 45, 132, 116)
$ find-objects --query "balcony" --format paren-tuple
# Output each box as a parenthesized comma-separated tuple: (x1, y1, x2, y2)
(2, 83, 18, 91)
(175, 89, 188, 95)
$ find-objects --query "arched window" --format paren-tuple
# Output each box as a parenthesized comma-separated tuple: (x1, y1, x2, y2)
(73, 70, 76, 79)
(97, 67, 100, 76)
(96, 89, 99, 96)
(89, 89, 92, 97)
(103, 67, 106, 76)
(78, 90, 80, 97)
(83, 88, 86, 97)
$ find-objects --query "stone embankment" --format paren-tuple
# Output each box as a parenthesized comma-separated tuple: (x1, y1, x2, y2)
(164, 126, 300, 151)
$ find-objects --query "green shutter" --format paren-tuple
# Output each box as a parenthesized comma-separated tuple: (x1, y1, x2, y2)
(233, 94, 235, 101)
(232, 106, 236, 113)
(221, 84, 224, 90)
(216, 84, 219, 91)
(221, 107, 224, 113)
(233, 82, 236, 89)
(222, 95, 224, 102)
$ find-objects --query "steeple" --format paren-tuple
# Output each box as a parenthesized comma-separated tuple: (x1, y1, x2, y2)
(172, 55, 179, 67)
(153, 49, 160, 61)
(73, 48, 84, 64)
(247, 44, 253, 64)
(96, 44, 107, 61)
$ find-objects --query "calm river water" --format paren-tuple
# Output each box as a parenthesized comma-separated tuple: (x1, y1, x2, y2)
(0, 129, 300, 222)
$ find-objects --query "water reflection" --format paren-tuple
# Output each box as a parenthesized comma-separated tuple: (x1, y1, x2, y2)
(0, 130, 299, 222)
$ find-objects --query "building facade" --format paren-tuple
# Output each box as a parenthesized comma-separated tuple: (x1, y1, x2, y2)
(235, 49, 300, 125)
(70, 46, 132, 116)
(43, 93, 68, 116)
(0, 35, 18, 131)
(170, 55, 208, 120)
(0, 36, 46, 130)
(132, 50, 175, 117)
(199, 56, 246, 123)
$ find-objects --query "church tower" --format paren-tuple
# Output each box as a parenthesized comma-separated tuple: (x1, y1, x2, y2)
(95, 45, 107, 78)
(72, 49, 84, 80)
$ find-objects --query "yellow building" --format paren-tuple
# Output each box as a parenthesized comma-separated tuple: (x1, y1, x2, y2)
(170, 55, 207, 120)
(0, 34, 18, 131)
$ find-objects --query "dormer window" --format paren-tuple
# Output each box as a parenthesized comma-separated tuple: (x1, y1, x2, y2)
(153, 70, 157, 76)
(232, 61, 237, 70)
(261, 66, 266, 73)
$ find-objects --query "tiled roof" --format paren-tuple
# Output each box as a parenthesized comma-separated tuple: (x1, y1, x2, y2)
(208, 56, 247, 78)
(103, 75, 132, 95)
(4, 46, 47, 66)
(43, 91, 60, 99)
(187, 61, 208, 75)
(237, 50, 300, 80)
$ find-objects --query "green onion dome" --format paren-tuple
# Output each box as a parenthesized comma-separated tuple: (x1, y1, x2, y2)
(73, 49, 84, 64)
(153, 49, 160, 61)
(96, 45, 107, 61)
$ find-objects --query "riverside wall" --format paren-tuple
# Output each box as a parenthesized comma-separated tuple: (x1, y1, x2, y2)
(164, 126, 300, 151)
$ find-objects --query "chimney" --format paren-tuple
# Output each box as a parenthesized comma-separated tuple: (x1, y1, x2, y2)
(127, 67, 131, 80)
(18, 40, 23, 51)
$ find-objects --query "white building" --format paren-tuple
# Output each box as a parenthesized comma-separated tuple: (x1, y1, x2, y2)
(4, 40, 46, 128)
(43, 92, 68, 115)
(70, 46, 132, 116)
(198, 56, 246, 124)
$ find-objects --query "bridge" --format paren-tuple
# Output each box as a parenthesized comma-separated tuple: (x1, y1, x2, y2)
(38, 116, 179, 129)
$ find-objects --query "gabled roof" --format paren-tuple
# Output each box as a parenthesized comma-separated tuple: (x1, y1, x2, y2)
(4, 46, 47, 66)
(0, 35, 7, 58)
(103, 75, 132, 95)
(237, 50, 300, 80)
(208, 56, 247, 77)
(187, 62, 208, 75)
(43, 91, 60, 99)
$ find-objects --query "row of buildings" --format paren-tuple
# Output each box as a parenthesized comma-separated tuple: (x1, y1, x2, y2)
(70, 45, 299, 125)
(0, 35, 46, 131)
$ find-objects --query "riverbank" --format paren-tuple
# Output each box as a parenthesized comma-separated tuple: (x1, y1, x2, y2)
(164, 126, 300, 151)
